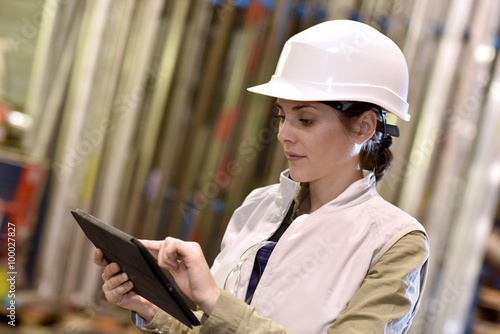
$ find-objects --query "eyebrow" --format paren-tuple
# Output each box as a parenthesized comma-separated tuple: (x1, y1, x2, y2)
(274, 102, 319, 111)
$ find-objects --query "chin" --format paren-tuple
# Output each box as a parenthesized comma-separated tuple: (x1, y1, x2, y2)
(288, 168, 311, 183)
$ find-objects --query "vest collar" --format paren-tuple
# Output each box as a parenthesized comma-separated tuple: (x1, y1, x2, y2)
(276, 169, 378, 216)
(274, 170, 301, 216)
(315, 170, 378, 215)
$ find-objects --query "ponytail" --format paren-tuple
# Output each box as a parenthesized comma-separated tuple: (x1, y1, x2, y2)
(360, 136, 393, 182)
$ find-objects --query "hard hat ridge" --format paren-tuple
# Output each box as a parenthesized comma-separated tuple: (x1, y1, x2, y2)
(247, 20, 411, 121)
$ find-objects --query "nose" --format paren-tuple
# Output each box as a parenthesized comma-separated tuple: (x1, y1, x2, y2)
(277, 118, 294, 145)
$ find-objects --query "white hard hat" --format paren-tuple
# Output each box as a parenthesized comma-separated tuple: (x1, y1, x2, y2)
(247, 20, 410, 121)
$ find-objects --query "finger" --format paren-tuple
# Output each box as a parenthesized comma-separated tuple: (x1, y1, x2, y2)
(139, 239, 163, 251)
(103, 272, 130, 291)
(118, 280, 134, 295)
(103, 277, 134, 305)
(180, 241, 204, 259)
(170, 240, 204, 266)
(139, 239, 161, 259)
(156, 240, 169, 270)
(102, 262, 121, 281)
(93, 249, 108, 267)
(158, 238, 181, 271)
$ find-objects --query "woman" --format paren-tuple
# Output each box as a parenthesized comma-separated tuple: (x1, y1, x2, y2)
(94, 20, 429, 333)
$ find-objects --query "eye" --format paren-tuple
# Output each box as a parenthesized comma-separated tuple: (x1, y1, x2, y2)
(274, 114, 285, 122)
(300, 118, 313, 126)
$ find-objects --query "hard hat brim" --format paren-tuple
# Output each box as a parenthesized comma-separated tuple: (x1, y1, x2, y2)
(247, 77, 410, 121)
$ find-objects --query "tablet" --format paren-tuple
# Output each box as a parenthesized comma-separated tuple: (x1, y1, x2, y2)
(71, 208, 201, 328)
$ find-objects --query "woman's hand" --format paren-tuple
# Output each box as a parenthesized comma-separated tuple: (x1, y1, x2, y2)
(140, 238, 220, 316)
(93, 249, 158, 322)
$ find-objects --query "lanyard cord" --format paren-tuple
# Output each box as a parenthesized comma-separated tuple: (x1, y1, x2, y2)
(244, 201, 297, 304)
(269, 200, 296, 242)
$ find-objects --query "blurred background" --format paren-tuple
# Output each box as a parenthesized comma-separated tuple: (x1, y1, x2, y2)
(0, 0, 499, 333)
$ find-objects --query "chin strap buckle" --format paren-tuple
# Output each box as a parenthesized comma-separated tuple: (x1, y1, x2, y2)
(376, 110, 399, 138)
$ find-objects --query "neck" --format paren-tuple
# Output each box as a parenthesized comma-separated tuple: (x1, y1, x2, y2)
(306, 167, 363, 213)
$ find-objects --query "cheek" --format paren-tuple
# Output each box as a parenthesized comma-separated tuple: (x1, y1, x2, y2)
(313, 128, 355, 160)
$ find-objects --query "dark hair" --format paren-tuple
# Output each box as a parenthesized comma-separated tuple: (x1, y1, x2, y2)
(322, 101, 393, 182)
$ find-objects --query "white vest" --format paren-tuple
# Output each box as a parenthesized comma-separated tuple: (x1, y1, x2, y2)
(211, 170, 426, 334)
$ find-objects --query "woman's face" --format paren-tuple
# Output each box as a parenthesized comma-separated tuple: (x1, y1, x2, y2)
(275, 99, 361, 183)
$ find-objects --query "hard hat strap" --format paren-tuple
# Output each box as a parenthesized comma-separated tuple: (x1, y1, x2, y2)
(322, 101, 355, 112)
(376, 116, 400, 138)
(322, 101, 400, 139)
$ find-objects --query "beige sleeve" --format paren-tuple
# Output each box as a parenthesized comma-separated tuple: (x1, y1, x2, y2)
(131, 308, 203, 334)
(328, 231, 429, 334)
(134, 291, 288, 334)
(134, 231, 429, 334)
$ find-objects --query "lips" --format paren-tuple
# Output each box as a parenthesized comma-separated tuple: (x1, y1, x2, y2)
(285, 151, 306, 161)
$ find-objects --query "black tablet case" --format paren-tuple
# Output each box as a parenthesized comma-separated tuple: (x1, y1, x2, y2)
(71, 209, 200, 328)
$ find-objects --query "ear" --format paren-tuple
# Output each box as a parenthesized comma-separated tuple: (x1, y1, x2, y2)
(354, 111, 377, 145)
